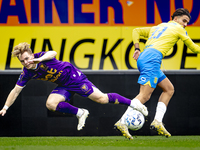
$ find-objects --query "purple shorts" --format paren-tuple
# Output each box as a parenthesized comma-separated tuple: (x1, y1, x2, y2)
(50, 78, 96, 101)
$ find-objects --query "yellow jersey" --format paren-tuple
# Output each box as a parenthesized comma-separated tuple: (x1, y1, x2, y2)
(132, 21, 200, 57)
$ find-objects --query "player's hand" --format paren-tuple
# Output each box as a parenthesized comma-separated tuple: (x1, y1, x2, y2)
(133, 50, 141, 61)
(28, 58, 42, 64)
(0, 109, 7, 116)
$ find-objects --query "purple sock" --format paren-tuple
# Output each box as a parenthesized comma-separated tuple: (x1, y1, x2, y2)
(107, 93, 131, 106)
(56, 102, 78, 115)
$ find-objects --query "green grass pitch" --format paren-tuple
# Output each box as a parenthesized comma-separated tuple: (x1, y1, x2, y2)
(0, 136, 200, 150)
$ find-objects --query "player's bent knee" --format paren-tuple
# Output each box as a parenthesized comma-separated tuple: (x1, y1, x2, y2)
(46, 94, 65, 111)
(143, 95, 151, 102)
(46, 102, 52, 111)
(142, 92, 152, 102)
(168, 87, 175, 96)
(167, 85, 175, 96)
(46, 101, 56, 111)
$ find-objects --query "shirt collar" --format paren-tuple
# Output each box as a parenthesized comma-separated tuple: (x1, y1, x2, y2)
(168, 21, 183, 28)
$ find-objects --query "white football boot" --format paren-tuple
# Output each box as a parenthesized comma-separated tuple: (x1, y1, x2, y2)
(131, 99, 148, 116)
(77, 109, 89, 130)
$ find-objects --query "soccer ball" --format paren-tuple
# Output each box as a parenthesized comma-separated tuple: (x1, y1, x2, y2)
(125, 109, 145, 131)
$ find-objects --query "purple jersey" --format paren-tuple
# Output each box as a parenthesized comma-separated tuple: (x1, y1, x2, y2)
(16, 52, 86, 87)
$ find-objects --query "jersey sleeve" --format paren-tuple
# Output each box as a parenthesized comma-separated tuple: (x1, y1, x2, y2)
(132, 27, 151, 44)
(34, 51, 46, 58)
(184, 38, 200, 53)
(177, 27, 200, 53)
(178, 27, 190, 41)
(16, 70, 31, 88)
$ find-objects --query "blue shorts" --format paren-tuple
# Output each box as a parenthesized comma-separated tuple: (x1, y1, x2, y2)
(137, 48, 166, 88)
(50, 77, 96, 102)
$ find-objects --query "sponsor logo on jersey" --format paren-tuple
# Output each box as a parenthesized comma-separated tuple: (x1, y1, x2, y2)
(81, 83, 92, 94)
(39, 63, 48, 70)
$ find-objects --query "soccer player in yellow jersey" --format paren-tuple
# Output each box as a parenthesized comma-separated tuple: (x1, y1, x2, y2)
(115, 8, 200, 140)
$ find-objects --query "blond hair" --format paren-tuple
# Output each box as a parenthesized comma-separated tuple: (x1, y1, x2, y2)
(12, 42, 32, 57)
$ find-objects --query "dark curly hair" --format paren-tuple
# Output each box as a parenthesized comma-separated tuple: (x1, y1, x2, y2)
(171, 8, 191, 20)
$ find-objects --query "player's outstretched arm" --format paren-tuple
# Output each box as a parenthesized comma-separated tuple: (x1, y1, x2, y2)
(0, 108, 6, 116)
(28, 51, 57, 64)
(0, 85, 22, 116)
(184, 38, 200, 54)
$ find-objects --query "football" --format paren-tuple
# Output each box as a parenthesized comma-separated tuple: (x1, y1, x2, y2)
(125, 109, 145, 131)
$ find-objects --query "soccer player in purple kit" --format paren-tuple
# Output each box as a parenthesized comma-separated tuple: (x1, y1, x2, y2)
(0, 42, 148, 133)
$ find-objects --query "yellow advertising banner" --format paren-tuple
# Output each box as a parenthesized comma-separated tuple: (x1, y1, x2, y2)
(0, 0, 200, 70)
(0, 26, 200, 70)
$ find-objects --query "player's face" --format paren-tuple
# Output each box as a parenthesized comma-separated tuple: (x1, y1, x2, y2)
(18, 52, 35, 69)
(174, 15, 190, 28)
